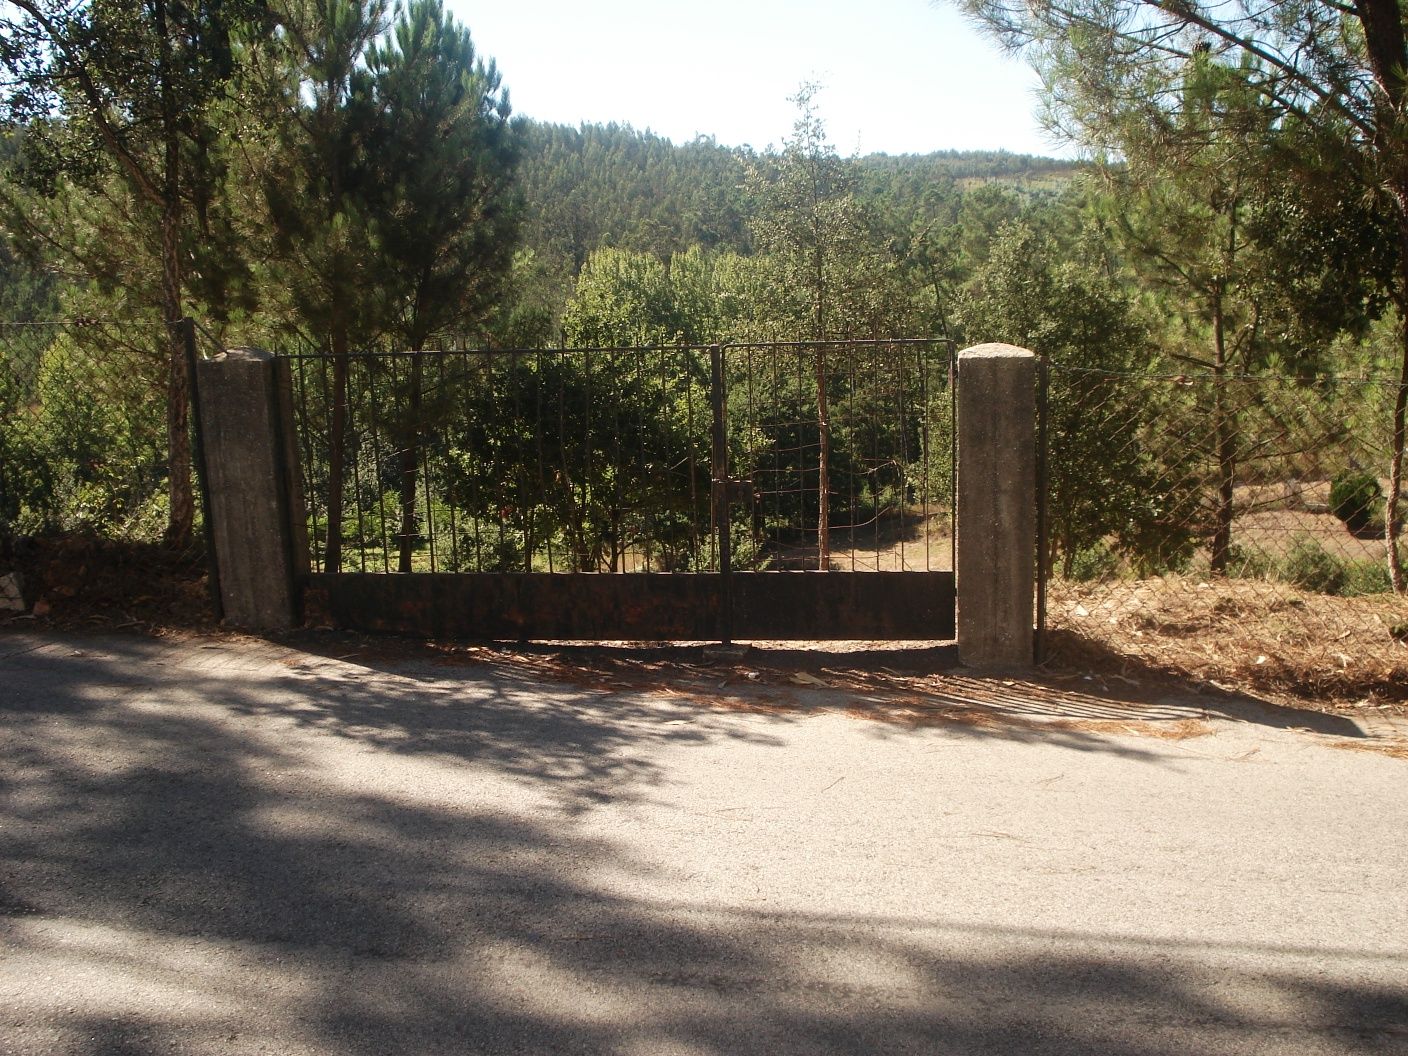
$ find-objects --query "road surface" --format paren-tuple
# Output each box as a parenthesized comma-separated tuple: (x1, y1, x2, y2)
(2, 631, 1405, 1055)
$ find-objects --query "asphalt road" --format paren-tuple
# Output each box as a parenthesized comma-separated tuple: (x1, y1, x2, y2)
(2, 631, 1406, 1056)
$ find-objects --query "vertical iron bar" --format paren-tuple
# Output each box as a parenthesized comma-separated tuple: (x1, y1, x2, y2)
(471, 353, 483, 571)
(318, 349, 335, 571)
(1035, 356, 1050, 665)
(508, 349, 526, 570)
(537, 351, 553, 573)
(744, 344, 757, 570)
(640, 349, 652, 572)
(179, 319, 224, 620)
(949, 342, 957, 575)
(442, 351, 461, 572)
(658, 347, 672, 572)
(848, 342, 859, 570)
(293, 352, 321, 573)
(421, 365, 437, 573)
(710, 344, 732, 644)
(894, 343, 906, 571)
(348, 357, 368, 572)
(494, 353, 507, 566)
(918, 343, 931, 572)
(777, 344, 788, 563)
(686, 350, 701, 569)
(611, 349, 624, 572)
(364, 353, 392, 572)
(580, 350, 593, 571)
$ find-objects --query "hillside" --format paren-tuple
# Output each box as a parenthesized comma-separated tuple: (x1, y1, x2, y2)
(515, 120, 1083, 271)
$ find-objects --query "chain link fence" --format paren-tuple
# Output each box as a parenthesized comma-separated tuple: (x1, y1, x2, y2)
(1041, 363, 1408, 698)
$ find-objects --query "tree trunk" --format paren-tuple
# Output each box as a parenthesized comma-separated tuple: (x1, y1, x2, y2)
(813, 241, 830, 571)
(1386, 211, 1408, 592)
(815, 348, 831, 570)
(396, 351, 425, 573)
(155, 0, 193, 549)
(160, 204, 194, 549)
(1210, 294, 1235, 573)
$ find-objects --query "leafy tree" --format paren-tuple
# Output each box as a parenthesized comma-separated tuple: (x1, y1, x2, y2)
(253, 0, 388, 573)
(0, 0, 272, 546)
(952, 0, 1408, 588)
(562, 248, 677, 348)
(744, 85, 911, 566)
(1089, 56, 1390, 569)
(437, 351, 706, 572)
(362, 0, 521, 572)
(958, 221, 1199, 574)
(561, 245, 723, 348)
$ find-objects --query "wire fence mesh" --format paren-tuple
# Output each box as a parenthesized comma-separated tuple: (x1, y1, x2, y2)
(285, 339, 955, 578)
(0, 319, 176, 547)
(1042, 363, 1408, 697)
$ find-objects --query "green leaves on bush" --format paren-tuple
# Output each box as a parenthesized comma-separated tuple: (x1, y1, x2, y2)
(1279, 536, 1346, 594)
(1329, 470, 1383, 535)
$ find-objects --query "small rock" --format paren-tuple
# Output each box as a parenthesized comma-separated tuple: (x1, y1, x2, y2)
(32, 596, 51, 618)
(0, 572, 24, 612)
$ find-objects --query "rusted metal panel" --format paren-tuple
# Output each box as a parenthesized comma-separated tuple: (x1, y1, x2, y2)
(312, 572, 724, 640)
(732, 572, 954, 640)
(309, 570, 954, 641)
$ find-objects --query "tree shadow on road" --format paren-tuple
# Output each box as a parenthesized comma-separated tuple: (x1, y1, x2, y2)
(1, 635, 1403, 1055)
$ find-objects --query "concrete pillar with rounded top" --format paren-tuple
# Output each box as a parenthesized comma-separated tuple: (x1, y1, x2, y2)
(195, 348, 308, 631)
(957, 343, 1036, 670)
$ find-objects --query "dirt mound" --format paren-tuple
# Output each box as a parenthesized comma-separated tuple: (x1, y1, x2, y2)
(1048, 576, 1408, 709)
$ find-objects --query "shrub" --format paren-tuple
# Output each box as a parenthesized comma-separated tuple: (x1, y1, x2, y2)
(1329, 470, 1383, 535)
(1342, 557, 1393, 597)
(1066, 540, 1121, 582)
(1278, 535, 1345, 595)
(1225, 543, 1277, 580)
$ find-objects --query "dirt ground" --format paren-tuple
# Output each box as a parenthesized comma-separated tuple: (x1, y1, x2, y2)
(1047, 576, 1408, 711)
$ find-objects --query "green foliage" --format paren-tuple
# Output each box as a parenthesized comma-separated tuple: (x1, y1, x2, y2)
(1225, 543, 1277, 581)
(1329, 470, 1384, 535)
(1279, 535, 1346, 595)
(743, 85, 915, 340)
(1271, 536, 1399, 597)
(515, 122, 751, 273)
(364, 0, 521, 346)
(435, 352, 708, 572)
(957, 220, 1198, 574)
(1067, 540, 1119, 582)
(1342, 555, 1394, 597)
(0, 332, 165, 539)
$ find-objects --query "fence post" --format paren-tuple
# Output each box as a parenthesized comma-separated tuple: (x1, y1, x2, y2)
(194, 348, 308, 631)
(957, 343, 1036, 670)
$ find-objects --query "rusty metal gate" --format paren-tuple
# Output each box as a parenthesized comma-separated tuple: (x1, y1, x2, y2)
(288, 339, 955, 641)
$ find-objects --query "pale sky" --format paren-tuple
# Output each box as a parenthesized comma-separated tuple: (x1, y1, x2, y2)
(445, 0, 1068, 157)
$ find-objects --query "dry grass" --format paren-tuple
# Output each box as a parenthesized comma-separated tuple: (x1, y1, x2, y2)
(1329, 739, 1408, 761)
(1047, 575, 1408, 709)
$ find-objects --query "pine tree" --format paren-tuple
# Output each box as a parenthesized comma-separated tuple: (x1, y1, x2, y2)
(0, 0, 272, 546)
(364, 0, 521, 572)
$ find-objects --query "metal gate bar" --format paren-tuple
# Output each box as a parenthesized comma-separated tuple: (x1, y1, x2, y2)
(310, 570, 955, 641)
(288, 338, 956, 641)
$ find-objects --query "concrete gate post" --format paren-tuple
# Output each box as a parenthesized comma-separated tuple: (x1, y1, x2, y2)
(957, 343, 1036, 670)
(195, 348, 308, 631)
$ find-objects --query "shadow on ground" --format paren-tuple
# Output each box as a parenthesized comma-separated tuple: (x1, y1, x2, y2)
(285, 629, 1367, 742)
(1, 634, 1401, 1055)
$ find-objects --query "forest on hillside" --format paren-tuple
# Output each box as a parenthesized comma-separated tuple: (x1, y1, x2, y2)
(1, 0, 1405, 602)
